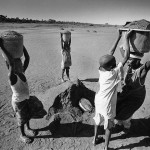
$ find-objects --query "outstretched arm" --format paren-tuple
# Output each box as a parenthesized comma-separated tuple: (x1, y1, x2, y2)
(68, 38, 71, 52)
(23, 46, 30, 72)
(109, 30, 122, 55)
(121, 30, 133, 66)
(60, 33, 64, 49)
(69, 38, 71, 48)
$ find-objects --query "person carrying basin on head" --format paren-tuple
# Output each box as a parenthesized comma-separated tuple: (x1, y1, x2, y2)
(60, 30, 72, 82)
(0, 31, 45, 144)
(115, 51, 150, 132)
(115, 20, 150, 132)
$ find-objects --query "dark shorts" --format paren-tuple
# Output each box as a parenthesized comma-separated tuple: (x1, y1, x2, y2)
(13, 99, 31, 126)
(13, 96, 46, 126)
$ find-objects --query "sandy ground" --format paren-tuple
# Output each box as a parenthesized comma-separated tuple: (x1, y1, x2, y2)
(0, 23, 150, 150)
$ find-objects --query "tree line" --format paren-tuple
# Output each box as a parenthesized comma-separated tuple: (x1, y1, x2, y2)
(0, 15, 93, 25)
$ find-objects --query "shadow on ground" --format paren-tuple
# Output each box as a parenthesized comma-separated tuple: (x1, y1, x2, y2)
(111, 116, 150, 149)
(34, 80, 150, 149)
(35, 122, 95, 138)
(81, 78, 99, 82)
(33, 114, 150, 149)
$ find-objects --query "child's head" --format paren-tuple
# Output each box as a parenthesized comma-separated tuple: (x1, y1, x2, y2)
(99, 54, 116, 71)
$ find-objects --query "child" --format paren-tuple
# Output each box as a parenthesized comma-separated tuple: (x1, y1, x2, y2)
(0, 39, 38, 144)
(60, 33, 72, 82)
(93, 30, 133, 150)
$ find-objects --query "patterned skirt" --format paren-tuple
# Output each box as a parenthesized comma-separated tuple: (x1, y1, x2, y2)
(12, 96, 47, 126)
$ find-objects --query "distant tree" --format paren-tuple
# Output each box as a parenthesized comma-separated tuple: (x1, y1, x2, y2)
(15, 17, 20, 23)
(89, 24, 94, 26)
(0, 15, 7, 22)
(48, 19, 56, 23)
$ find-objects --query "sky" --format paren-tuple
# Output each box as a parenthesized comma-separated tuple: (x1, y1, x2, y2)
(0, 0, 150, 25)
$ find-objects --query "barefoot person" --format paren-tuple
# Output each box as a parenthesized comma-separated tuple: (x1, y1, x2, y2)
(0, 38, 39, 144)
(115, 52, 150, 131)
(60, 31, 72, 82)
(93, 30, 132, 150)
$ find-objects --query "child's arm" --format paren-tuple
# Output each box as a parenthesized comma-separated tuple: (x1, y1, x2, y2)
(109, 30, 122, 55)
(69, 38, 71, 52)
(69, 38, 71, 48)
(23, 46, 30, 72)
(60, 33, 64, 49)
(121, 30, 133, 66)
(8, 62, 18, 85)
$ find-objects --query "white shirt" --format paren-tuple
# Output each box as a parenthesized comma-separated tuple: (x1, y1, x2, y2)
(94, 62, 123, 119)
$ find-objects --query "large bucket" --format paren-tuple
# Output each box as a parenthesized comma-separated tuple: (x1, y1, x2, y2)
(1, 31, 23, 59)
(61, 30, 71, 42)
(120, 29, 150, 54)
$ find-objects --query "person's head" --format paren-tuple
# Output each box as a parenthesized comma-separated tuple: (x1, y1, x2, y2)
(127, 53, 142, 69)
(99, 54, 116, 71)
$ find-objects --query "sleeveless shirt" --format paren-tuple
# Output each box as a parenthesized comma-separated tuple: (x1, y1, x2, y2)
(10, 74, 29, 102)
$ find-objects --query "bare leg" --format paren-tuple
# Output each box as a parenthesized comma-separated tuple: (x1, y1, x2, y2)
(61, 68, 65, 82)
(93, 125, 103, 146)
(66, 68, 70, 80)
(26, 121, 31, 130)
(104, 128, 111, 150)
(19, 124, 32, 143)
(93, 124, 98, 145)
(20, 124, 26, 136)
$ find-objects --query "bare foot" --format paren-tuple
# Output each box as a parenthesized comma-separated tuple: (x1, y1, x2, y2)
(123, 127, 130, 135)
(92, 137, 104, 146)
(20, 135, 33, 144)
(61, 79, 65, 82)
(26, 129, 38, 136)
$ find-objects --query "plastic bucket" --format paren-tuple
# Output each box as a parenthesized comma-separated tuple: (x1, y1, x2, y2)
(1, 31, 23, 58)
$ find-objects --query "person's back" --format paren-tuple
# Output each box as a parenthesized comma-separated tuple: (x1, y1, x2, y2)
(0, 39, 39, 144)
(95, 60, 123, 118)
(60, 33, 72, 82)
